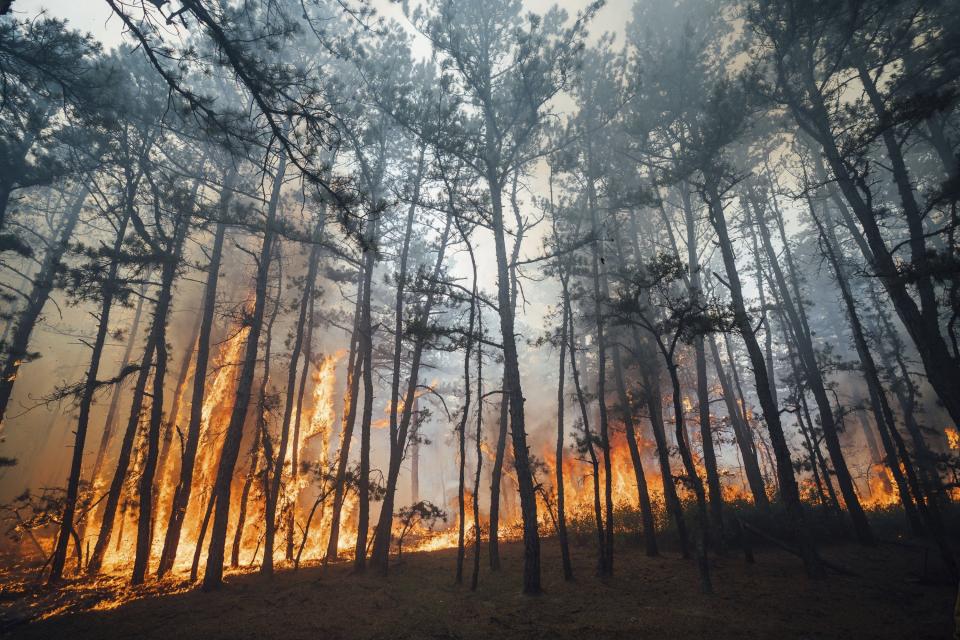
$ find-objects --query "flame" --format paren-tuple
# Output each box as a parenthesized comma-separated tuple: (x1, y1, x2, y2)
(946, 427, 959, 451)
(273, 350, 343, 566)
(861, 464, 900, 510)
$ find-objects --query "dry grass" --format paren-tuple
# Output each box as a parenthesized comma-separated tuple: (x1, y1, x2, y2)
(1, 538, 954, 639)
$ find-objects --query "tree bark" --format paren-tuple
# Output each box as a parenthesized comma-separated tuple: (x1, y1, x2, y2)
(0, 188, 86, 428)
(202, 148, 285, 590)
(749, 194, 874, 546)
(324, 303, 362, 562)
(679, 184, 724, 542)
(262, 229, 322, 575)
(157, 166, 236, 577)
(49, 179, 136, 583)
(705, 179, 823, 578)
(132, 208, 191, 584)
(585, 160, 614, 576)
(87, 323, 157, 574)
(369, 213, 453, 574)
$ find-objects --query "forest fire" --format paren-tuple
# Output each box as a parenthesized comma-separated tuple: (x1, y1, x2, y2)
(1, 0, 959, 638)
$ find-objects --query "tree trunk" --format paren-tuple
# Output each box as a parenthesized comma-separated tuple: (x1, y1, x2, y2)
(262, 231, 322, 575)
(792, 73, 960, 425)
(132, 210, 191, 584)
(555, 277, 575, 577)
(585, 162, 614, 575)
(812, 199, 957, 576)
(664, 353, 712, 593)
(705, 180, 823, 578)
(231, 435, 260, 568)
(453, 222, 476, 585)
(488, 380, 508, 571)
(493, 184, 541, 595)
(325, 270, 364, 562)
(152, 309, 202, 539)
(483, 165, 538, 589)
(0, 188, 86, 428)
(809, 198, 920, 525)
(87, 327, 157, 574)
(679, 184, 724, 543)
(707, 336, 768, 507)
(369, 214, 453, 575)
(157, 166, 236, 578)
(565, 278, 607, 571)
(749, 194, 874, 546)
(89, 285, 146, 486)
(49, 188, 135, 583)
(202, 149, 286, 590)
(353, 222, 377, 572)
(606, 226, 660, 556)
(471, 275, 484, 590)
(638, 340, 690, 558)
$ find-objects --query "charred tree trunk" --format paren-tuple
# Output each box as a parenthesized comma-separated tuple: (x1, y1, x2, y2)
(471, 282, 484, 591)
(707, 336, 768, 508)
(132, 209, 191, 584)
(454, 220, 476, 585)
(811, 198, 957, 576)
(325, 268, 364, 562)
(656, 334, 711, 593)
(871, 293, 944, 507)
(610, 344, 658, 557)
(565, 280, 607, 571)
(790, 75, 960, 426)
(243, 268, 282, 571)
(607, 228, 659, 556)
(158, 166, 236, 578)
(231, 435, 261, 569)
(262, 230, 322, 575)
(705, 180, 823, 578)
(49, 184, 136, 583)
(484, 160, 539, 593)
(201, 148, 286, 591)
(89, 284, 146, 486)
(0, 188, 86, 429)
(488, 177, 525, 573)
(679, 184, 724, 542)
(353, 222, 377, 573)
(585, 163, 614, 576)
(808, 198, 921, 525)
(749, 194, 874, 546)
(369, 213, 452, 575)
(638, 342, 690, 558)
(555, 274, 575, 577)
(87, 324, 157, 574)
(153, 310, 201, 525)
(488, 380, 508, 571)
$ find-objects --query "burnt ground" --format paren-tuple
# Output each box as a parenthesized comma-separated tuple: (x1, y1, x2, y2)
(0, 538, 954, 640)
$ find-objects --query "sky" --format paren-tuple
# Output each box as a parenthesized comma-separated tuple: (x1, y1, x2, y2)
(13, 0, 633, 51)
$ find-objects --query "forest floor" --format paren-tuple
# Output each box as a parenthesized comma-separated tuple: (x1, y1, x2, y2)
(0, 537, 955, 639)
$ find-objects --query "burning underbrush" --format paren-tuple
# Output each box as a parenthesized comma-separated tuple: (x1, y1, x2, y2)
(0, 308, 924, 608)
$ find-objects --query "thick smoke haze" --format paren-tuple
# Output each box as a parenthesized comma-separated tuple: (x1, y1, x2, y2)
(0, 0, 958, 635)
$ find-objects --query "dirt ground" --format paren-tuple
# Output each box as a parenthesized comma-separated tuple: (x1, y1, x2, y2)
(1, 538, 955, 639)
